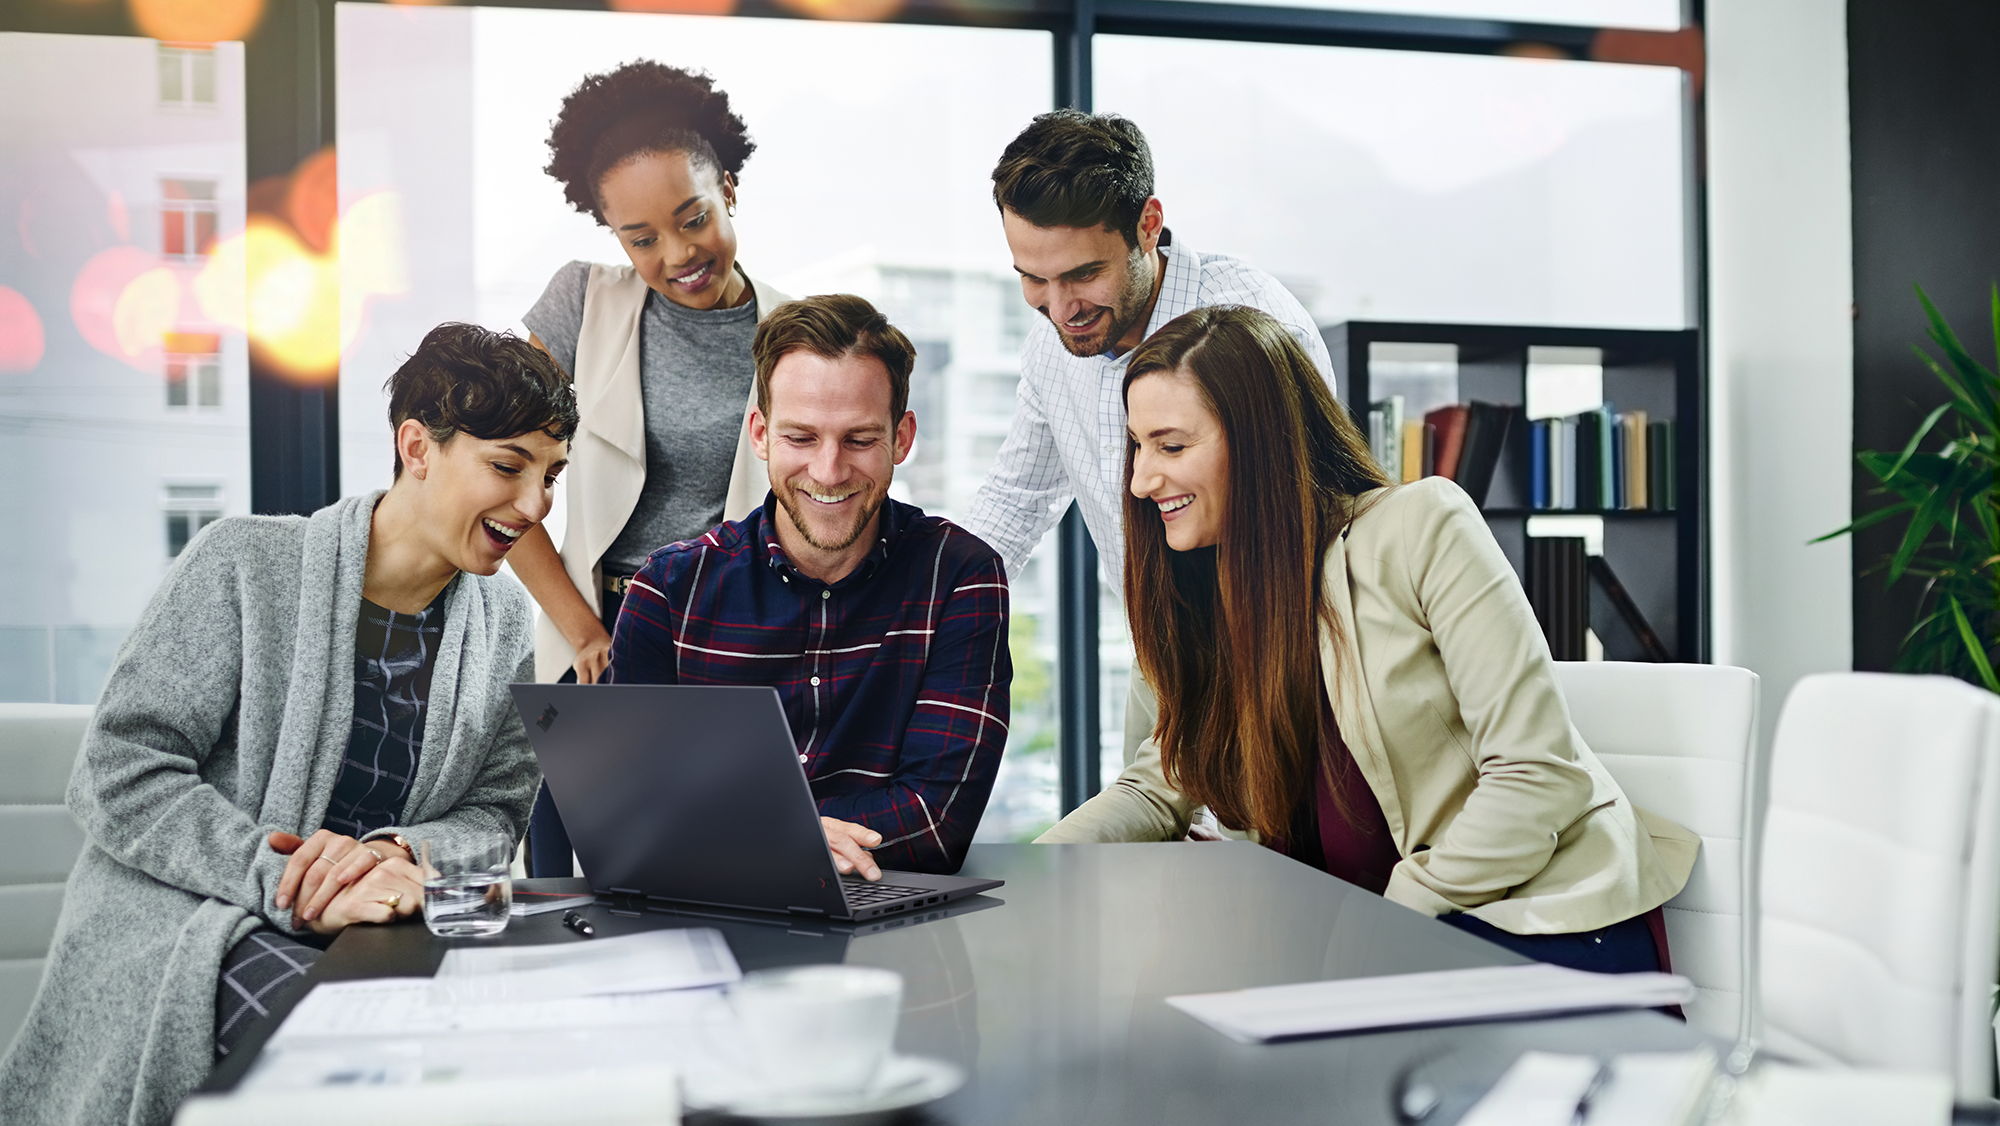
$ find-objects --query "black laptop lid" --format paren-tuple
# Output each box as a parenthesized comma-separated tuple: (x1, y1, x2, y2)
(510, 683, 849, 918)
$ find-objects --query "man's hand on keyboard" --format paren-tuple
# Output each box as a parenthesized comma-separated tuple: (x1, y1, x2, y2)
(822, 817, 883, 882)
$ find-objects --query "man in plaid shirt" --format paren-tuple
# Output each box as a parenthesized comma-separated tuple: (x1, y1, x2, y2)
(607, 295, 1011, 877)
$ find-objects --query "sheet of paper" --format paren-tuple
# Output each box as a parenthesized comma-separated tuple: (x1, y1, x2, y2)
(1723, 1062, 1952, 1126)
(246, 977, 746, 1107)
(1165, 963, 1693, 1043)
(429, 927, 740, 1003)
(178, 1064, 681, 1125)
(1456, 1049, 1718, 1126)
(1457, 1051, 1603, 1126)
(271, 977, 728, 1040)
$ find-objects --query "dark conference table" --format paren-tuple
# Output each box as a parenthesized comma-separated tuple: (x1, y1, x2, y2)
(204, 842, 1718, 1124)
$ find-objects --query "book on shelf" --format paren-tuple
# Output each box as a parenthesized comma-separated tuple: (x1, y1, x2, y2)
(1528, 536, 1588, 661)
(1647, 419, 1677, 511)
(1456, 401, 1518, 506)
(1526, 409, 1675, 513)
(1368, 398, 1516, 506)
(1426, 404, 1469, 480)
(1367, 395, 1403, 484)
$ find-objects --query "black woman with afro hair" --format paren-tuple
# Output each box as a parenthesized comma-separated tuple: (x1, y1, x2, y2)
(512, 61, 793, 876)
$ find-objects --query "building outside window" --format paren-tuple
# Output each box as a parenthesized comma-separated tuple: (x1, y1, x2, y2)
(157, 43, 216, 107)
(163, 333, 221, 409)
(164, 484, 224, 558)
(0, 32, 250, 705)
(161, 178, 218, 260)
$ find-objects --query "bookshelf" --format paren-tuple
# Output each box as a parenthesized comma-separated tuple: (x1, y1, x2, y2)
(1322, 321, 1705, 663)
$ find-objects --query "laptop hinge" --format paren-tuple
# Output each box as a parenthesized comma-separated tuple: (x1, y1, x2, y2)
(786, 905, 828, 917)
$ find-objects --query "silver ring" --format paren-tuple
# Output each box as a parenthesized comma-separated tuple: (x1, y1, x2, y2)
(312, 855, 332, 865)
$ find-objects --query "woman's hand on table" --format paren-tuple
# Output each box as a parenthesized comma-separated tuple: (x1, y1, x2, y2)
(304, 856, 427, 936)
(270, 829, 413, 922)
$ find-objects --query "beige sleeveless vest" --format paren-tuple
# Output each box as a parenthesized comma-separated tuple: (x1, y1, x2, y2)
(532, 262, 790, 681)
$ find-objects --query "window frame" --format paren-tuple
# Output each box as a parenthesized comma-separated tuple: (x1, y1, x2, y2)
(4, 0, 1705, 813)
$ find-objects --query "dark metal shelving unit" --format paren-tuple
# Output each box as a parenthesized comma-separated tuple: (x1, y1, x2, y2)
(1326, 319, 1706, 663)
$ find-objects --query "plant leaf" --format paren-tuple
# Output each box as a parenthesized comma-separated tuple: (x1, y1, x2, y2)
(1880, 400, 1955, 481)
(1811, 499, 1916, 543)
(1950, 594, 2000, 693)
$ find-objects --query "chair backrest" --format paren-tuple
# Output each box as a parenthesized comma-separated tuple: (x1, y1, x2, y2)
(1552, 661, 1762, 1044)
(0, 704, 91, 1056)
(1760, 672, 2000, 1100)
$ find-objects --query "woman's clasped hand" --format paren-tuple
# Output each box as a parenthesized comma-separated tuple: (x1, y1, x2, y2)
(269, 829, 424, 932)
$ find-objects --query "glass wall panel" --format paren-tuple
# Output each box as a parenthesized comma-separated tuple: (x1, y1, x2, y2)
(336, 5, 1059, 840)
(1096, 36, 1688, 332)
(0, 33, 251, 704)
(1150, 0, 1680, 30)
(1092, 35, 1687, 778)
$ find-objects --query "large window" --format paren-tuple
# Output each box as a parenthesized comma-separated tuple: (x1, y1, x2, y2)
(6, 1, 1700, 825)
(1095, 36, 1689, 331)
(0, 33, 250, 705)
(1170, 0, 1681, 28)
(1085, 33, 1690, 781)
(335, 4, 1062, 839)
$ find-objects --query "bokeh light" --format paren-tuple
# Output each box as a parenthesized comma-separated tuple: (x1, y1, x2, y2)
(128, 0, 265, 42)
(610, 0, 738, 14)
(196, 181, 410, 383)
(242, 215, 340, 379)
(0, 287, 45, 374)
(769, 0, 901, 19)
(112, 266, 182, 363)
(71, 244, 166, 368)
(287, 148, 338, 253)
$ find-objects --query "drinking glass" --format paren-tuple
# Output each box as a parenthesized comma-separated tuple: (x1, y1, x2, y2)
(419, 835, 512, 938)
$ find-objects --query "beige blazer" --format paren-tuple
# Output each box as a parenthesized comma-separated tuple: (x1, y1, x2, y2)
(533, 263, 791, 682)
(1040, 477, 1699, 935)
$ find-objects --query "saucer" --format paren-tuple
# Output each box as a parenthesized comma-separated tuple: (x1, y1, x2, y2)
(687, 1053, 965, 1123)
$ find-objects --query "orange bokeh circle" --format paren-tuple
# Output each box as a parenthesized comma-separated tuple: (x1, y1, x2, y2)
(129, 0, 265, 43)
(71, 244, 163, 367)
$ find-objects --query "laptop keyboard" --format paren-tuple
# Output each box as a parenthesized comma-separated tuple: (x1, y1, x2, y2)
(841, 881, 931, 906)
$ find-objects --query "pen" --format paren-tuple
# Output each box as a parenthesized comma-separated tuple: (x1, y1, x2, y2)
(561, 909, 595, 938)
(1570, 1060, 1611, 1125)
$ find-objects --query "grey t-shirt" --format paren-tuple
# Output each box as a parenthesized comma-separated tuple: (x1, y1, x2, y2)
(524, 261, 759, 575)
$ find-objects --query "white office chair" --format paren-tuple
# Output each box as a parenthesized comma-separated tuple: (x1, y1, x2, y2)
(1759, 672, 2000, 1100)
(1552, 661, 1763, 1044)
(0, 704, 91, 1055)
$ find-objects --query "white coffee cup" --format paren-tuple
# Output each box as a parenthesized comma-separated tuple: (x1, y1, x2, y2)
(729, 965, 904, 1097)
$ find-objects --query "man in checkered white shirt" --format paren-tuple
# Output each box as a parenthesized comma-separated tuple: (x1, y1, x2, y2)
(962, 109, 1334, 584)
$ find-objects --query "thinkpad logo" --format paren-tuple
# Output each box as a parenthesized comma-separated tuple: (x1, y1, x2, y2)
(536, 705, 559, 733)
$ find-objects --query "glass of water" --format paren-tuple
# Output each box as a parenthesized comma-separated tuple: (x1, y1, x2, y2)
(419, 835, 512, 938)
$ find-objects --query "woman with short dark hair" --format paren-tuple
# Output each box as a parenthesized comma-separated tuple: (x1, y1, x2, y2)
(0, 323, 579, 1126)
(1039, 305, 1698, 974)
(503, 60, 795, 875)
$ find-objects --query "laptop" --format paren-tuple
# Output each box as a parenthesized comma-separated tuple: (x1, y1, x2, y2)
(510, 683, 1003, 922)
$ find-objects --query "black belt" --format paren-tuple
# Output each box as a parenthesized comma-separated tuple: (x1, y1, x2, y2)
(603, 574, 635, 596)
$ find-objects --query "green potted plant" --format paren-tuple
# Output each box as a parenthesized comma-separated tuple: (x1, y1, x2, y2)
(1819, 285, 2000, 691)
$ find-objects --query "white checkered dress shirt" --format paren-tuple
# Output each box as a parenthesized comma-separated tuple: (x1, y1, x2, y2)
(963, 235, 1335, 580)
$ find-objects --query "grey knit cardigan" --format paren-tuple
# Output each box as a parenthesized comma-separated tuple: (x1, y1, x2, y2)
(0, 493, 541, 1126)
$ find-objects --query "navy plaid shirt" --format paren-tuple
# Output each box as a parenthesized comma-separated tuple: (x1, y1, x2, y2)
(606, 494, 1011, 873)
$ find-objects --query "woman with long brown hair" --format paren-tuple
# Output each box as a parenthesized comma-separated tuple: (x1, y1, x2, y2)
(1039, 305, 1697, 973)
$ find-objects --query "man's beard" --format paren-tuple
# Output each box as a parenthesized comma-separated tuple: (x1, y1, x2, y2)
(774, 480, 885, 554)
(1050, 244, 1155, 358)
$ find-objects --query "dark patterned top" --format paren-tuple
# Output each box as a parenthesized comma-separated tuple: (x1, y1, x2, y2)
(321, 585, 450, 837)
